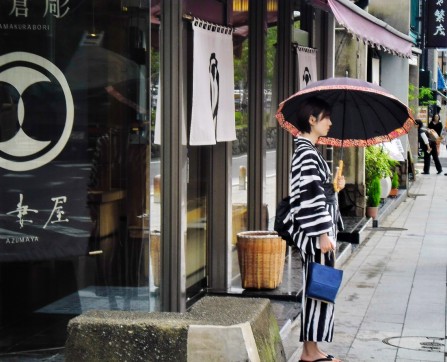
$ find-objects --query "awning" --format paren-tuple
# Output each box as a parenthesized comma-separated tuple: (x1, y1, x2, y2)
(308, 0, 414, 58)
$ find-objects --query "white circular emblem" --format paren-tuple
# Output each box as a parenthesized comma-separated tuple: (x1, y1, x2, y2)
(0, 52, 74, 171)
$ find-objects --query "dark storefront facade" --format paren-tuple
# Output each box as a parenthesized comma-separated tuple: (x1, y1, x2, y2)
(0, 0, 156, 352)
(0, 0, 416, 356)
(0, 0, 333, 354)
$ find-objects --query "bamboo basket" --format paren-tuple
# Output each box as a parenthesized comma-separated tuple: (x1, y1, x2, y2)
(236, 231, 286, 289)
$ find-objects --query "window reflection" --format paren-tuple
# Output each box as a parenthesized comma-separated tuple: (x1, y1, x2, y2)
(186, 148, 208, 299)
(264, 1, 278, 231)
(231, 1, 249, 287)
(78, 3, 155, 311)
(0, 2, 157, 353)
(150, 5, 162, 307)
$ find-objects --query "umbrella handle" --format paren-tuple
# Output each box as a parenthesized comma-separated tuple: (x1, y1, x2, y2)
(333, 160, 344, 192)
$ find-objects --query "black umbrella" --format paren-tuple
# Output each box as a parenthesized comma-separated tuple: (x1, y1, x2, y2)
(65, 46, 143, 92)
(276, 77, 415, 148)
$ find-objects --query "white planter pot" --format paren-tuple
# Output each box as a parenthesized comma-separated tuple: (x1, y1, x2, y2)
(380, 176, 391, 199)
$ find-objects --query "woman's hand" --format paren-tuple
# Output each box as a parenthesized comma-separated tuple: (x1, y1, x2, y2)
(336, 175, 345, 192)
(319, 233, 335, 253)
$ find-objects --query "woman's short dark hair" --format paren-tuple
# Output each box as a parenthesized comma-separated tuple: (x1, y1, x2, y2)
(415, 119, 423, 128)
(294, 97, 331, 133)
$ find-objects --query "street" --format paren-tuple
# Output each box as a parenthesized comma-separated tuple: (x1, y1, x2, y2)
(286, 148, 447, 361)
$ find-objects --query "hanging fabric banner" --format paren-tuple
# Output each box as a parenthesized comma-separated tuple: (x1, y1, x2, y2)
(190, 18, 236, 145)
(426, 0, 447, 48)
(296, 46, 318, 90)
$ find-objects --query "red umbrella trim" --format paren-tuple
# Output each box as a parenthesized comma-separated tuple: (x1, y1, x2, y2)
(276, 111, 300, 137)
(316, 117, 415, 147)
(275, 83, 415, 146)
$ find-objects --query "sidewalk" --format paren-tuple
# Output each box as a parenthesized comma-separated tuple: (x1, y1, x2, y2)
(285, 157, 447, 361)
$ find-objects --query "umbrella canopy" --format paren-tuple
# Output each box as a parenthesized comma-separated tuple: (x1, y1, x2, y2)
(276, 77, 415, 147)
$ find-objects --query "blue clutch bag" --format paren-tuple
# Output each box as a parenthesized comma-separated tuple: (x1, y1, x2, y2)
(306, 259, 343, 304)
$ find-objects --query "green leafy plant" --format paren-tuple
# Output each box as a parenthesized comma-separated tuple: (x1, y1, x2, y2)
(391, 171, 399, 189)
(418, 86, 437, 106)
(365, 146, 395, 191)
(367, 176, 381, 207)
(408, 84, 437, 119)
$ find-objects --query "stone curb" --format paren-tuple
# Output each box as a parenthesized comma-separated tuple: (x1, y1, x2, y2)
(65, 296, 286, 362)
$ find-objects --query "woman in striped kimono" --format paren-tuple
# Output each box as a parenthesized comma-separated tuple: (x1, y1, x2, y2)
(289, 97, 344, 362)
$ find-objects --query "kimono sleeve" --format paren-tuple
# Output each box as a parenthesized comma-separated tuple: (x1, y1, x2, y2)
(291, 150, 333, 237)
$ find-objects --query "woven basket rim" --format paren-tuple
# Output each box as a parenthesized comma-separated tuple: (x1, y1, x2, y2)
(237, 230, 281, 239)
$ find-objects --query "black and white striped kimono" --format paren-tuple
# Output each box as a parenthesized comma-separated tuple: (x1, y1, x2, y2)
(289, 137, 340, 342)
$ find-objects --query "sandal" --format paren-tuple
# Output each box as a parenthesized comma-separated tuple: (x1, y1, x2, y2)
(299, 357, 336, 362)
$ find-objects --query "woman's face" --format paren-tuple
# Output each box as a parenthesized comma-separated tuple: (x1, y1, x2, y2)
(433, 114, 439, 123)
(312, 111, 332, 137)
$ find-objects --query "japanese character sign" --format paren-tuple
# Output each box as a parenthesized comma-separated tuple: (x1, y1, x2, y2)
(427, 0, 447, 47)
(7, 0, 70, 19)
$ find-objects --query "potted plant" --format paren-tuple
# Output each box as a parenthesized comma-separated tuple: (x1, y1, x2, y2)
(365, 146, 397, 217)
(385, 159, 399, 197)
(389, 171, 399, 197)
(365, 146, 396, 198)
(366, 175, 381, 218)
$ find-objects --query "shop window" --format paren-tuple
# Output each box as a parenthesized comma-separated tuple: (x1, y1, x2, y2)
(263, 1, 278, 231)
(0, 1, 155, 354)
(231, 1, 250, 284)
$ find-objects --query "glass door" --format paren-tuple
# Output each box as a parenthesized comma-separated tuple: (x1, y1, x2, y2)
(186, 147, 209, 303)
